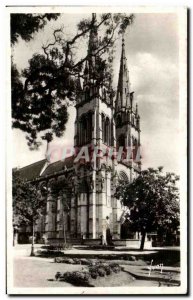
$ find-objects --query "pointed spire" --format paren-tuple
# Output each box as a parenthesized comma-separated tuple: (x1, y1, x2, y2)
(83, 59, 89, 85)
(83, 13, 99, 84)
(88, 13, 98, 54)
(115, 35, 130, 112)
(136, 103, 138, 115)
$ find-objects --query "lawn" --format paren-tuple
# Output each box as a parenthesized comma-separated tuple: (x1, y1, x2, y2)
(14, 256, 159, 288)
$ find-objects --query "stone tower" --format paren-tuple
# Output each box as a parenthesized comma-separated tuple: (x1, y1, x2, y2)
(115, 37, 141, 182)
(72, 14, 122, 239)
(69, 15, 142, 241)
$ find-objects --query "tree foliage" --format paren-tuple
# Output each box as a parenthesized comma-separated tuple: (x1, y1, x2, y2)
(11, 13, 135, 149)
(12, 170, 47, 227)
(11, 13, 60, 45)
(115, 167, 180, 250)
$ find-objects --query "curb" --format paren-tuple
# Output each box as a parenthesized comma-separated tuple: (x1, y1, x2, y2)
(123, 268, 180, 285)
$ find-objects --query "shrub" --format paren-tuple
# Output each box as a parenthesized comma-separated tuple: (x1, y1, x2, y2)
(55, 272, 62, 280)
(104, 266, 112, 275)
(129, 255, 136, 261)
(65, 271, 90, 286)
(97, 267, 106, 277)
(90, 271, 98, 279)
(55, 261, 122, 285)
(80, 258, 92, 265)
(63, 258, 74, 264)
(73, 258, 81, 264)
(109, 263, 121, 273)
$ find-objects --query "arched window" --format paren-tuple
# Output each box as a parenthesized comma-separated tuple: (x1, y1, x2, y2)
(85, 87, 89, 102)
(78, 119, 82, 145)
(104, 117, 110, 145)
(136, 119, 139, 130)
(102, 113, 105, 143)
(79, 112, 92, 145)
(127, 112, 130, 122)
(116, 115, 122, 127)
(131, 136, 138, 147)
(132, 115, 135, 126)
(87, 112, 92, 142)
(82, 116, 87, 144)
(118, 134, 125, 148)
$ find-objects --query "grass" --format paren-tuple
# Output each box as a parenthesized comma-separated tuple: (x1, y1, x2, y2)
(14, 256, 160, 288)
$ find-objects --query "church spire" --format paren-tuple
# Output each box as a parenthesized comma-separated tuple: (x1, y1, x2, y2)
(88, 13, 98, 55)
(83, 13, 99, 82)
(115, 36, 130, 112)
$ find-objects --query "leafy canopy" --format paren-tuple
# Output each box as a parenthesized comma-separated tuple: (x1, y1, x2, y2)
(11, 13, 60, 45)
(115, 167, 180, 234)
(12, 170, 47, 226)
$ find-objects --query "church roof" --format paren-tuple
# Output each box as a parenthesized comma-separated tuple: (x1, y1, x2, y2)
(40, 156, 74, 177)
(17, 156, 74, 182)
(18, 159, 47, 181)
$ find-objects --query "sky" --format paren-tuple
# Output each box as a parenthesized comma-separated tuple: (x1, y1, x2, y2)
(12, 12, 180, 174)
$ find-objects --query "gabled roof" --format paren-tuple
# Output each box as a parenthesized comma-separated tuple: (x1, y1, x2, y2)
(16, 156, 74, 182)
(40, 156, 74, 177)
(18, 159, 47, 181)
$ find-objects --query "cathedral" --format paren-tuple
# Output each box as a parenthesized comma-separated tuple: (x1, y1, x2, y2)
(17, 17, 141, 245)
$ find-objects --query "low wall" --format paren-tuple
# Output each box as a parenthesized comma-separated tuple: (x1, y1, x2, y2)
(82, 238, 152, 249)
(113, 239, 140, 248)
(47, 238, 82, 245)
(82, 239, 101, 245)
(113, 239, 152, 249)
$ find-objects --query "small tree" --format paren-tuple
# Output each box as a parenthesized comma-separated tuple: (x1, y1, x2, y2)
(115, 167, 180, 250)
(12, 171, 47, 255)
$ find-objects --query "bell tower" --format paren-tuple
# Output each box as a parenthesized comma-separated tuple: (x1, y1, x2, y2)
(72, 13, 118, 239)
(115, 37, 141, 180)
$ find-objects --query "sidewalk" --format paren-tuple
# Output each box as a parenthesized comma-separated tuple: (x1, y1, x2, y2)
(14, 243, 180, 257)
(122, 265, 180, 284)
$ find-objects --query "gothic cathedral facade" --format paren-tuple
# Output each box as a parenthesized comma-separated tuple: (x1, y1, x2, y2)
(17, 16, 141, 243)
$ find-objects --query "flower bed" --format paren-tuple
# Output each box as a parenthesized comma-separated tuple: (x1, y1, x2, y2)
(54, 257, 93, 265)
(55, 262, 123, 286)
(41, 244, 72, 251)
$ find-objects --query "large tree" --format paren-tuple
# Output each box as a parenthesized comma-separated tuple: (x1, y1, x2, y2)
(115, 167, 180, 250)
(11, 13, 134, 149)
(12, 170, 47, 255)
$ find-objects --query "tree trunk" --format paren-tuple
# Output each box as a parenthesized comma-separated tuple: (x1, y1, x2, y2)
(30, 220, 35, 256)
(140, 231, 146, 251)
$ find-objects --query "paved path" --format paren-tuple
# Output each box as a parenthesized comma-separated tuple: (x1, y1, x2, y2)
(14, 244, 179, 257)
(122, 265, 180, 284)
